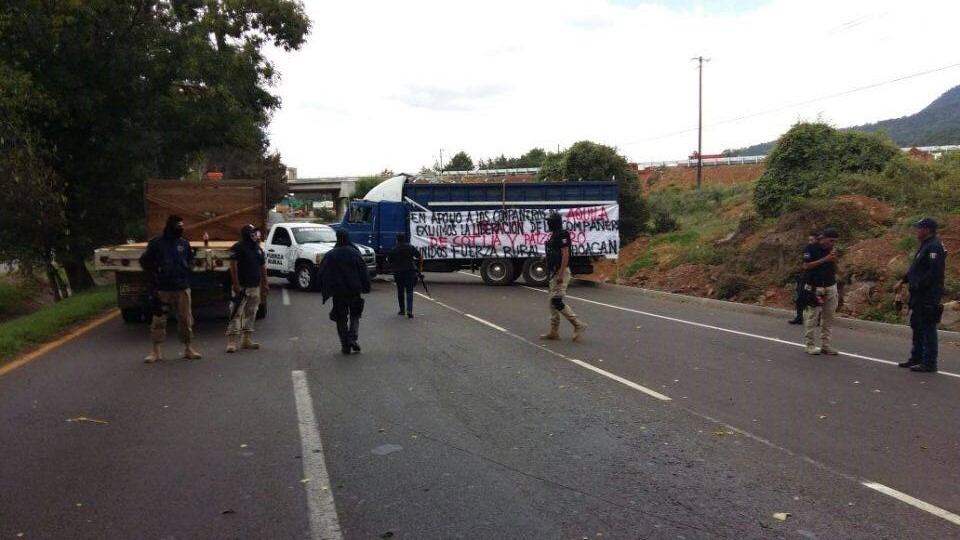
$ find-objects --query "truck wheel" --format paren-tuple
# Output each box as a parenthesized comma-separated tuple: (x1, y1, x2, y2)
(256, 302, 267, 319)
(121, 308, 146, 324)
(522, 259, 550, 287)
(480, 258, 515, 286)
(294, 262, 316, 291)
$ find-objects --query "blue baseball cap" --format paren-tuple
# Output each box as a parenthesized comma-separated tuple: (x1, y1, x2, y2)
(913, 217, 938, 230)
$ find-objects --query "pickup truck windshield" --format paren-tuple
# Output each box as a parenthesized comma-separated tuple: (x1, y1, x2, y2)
(292, 227, 337, 244)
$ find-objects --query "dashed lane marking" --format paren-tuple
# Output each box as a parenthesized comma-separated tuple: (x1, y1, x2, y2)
(291, 370, 343, 540)
(282, 287, 291, 306)
(415, 292, 671, 401)
(863, 482, 960, 526)
(514, 284, 960, 380)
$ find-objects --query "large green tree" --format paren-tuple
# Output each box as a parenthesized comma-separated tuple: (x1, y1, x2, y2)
(0, 0, 309, 291)
(538, 141, 648, 243)
(444, 151, 474, 171)
(753, 122, 900, 217)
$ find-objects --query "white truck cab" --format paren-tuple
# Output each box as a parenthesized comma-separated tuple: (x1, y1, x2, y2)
(265, 223, 377, 291)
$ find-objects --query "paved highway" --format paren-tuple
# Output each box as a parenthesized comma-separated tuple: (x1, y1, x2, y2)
(1, 274, 958, 539)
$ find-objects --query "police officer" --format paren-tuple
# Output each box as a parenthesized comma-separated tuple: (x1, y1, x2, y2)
(896, 218, 947, 373)
(540, 212, 587, 341)
(226, 224, 268, 353)
(317, 229, 371, 354)
(801, 228, 840, 355)
(139, 215, 202, 363)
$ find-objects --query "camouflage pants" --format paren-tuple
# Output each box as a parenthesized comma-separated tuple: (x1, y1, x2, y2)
(150, 289, 194, 345)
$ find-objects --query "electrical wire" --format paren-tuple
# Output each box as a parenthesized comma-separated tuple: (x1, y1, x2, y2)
(625, 61, 960, 146)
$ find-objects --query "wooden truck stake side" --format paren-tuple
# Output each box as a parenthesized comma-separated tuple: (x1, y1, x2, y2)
(94, 180, 268, 324)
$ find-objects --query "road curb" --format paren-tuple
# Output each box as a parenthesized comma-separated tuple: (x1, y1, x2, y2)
(0, 309, 120, 378)
(574, 279, 960, 339)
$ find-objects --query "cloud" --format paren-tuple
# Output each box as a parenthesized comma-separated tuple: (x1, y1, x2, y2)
(395, 84, 511, 111)
(265, 0, 960, 176)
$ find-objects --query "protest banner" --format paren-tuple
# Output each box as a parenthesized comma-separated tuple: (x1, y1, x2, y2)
(409, 205, 619, 260)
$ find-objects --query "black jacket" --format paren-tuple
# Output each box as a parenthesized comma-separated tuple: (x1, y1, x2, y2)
(139, 233, 194, 291)
(388, 243, 421, 273)
(904, 236, 947, 307)
(317, 244, 371, 302)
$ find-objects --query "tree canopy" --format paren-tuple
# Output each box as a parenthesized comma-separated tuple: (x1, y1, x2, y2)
(538, 141, 648, 243)
(444, 151, 474, 172)
(753, 122, 900, 217)
(478, 148, 548, 169)
(0, 0, 310, 291)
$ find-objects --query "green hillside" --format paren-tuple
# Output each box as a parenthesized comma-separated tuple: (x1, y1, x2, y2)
(728, 85, 960, 156)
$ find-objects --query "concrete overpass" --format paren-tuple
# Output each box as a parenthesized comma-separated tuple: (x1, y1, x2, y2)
(286, 176, 359, 216)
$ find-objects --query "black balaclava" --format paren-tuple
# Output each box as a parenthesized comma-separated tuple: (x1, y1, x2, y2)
(546, 212, 563, 233)
(335, 229, 352, 247)
(241, 224, 258, 244)
(164, 215, 184, 238)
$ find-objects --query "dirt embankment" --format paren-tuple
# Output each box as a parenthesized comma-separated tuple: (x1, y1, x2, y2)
(640, 164, 765, 193)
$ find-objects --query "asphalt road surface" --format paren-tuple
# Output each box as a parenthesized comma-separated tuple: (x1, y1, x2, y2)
(2, 273, 959, 539)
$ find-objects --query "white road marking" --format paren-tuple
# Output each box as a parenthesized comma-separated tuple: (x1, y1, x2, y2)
(282, 288, 291, 306)
(457, 275, 960, 527)
(291, 370, 343, 540)
(464, 313, 507, 332)
(518, 285, 960, 379)
(415, 292, 671, 401)
(863, 482, 960, 526)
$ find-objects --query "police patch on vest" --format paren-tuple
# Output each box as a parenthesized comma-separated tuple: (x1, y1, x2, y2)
(930, 252, 937, 259)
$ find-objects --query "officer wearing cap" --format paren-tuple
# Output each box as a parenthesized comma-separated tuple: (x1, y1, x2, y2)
(801, 228, 840, 355)
(896, 218, 947, 373)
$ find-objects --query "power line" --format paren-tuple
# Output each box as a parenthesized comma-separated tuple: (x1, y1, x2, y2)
(625, 61, 960, 146)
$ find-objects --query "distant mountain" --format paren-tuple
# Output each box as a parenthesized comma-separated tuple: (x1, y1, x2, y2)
(726, 85, 960, 156)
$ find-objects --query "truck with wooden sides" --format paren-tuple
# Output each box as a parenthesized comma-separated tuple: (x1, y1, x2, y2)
(94, 180, 268, 323)
(334, 175, 620, 286)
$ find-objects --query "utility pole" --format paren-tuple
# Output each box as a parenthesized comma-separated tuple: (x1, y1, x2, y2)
(692, 56, 710, 189)
(439, 148, 444, 174)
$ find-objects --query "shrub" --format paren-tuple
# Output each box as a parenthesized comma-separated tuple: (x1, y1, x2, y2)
(650, 230, 701, 248)
(716, 274, 753, 299)
(651, 211, 680, 234)
(623, 252, 657, 275)
(896, 236, 919, 254)
(754, 123, 899, 217)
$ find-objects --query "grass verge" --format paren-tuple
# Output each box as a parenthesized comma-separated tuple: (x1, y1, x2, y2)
(0, 285, 116, 362)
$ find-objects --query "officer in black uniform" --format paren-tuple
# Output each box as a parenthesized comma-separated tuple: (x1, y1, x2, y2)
(896, 218, 947, 373)
(539, 212, 587, 341)
(317, 229, 371, 354)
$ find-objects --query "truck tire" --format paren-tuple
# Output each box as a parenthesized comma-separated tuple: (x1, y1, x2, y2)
(521, 258, 550, 287)
(256, 302, 267, 319)
(480, 258, 515, 286)
(294, 262, 316, 292)
(121, 308, 146, 324)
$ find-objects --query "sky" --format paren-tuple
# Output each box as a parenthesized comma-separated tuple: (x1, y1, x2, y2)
(265, 0, 960, 177)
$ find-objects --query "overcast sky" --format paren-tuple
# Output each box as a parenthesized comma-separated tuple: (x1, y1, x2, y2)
(265, 0, 960, 177)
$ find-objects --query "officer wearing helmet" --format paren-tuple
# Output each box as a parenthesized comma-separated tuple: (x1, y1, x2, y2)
(540, 212, 587, 341)
(225, 224, 268, 353)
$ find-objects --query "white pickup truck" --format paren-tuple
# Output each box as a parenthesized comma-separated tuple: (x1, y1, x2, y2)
(265, 223, 377, 291)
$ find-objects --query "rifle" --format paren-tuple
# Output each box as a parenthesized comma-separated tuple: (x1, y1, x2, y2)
(416, 257, 432, 299)
(229, 289, 247, 321)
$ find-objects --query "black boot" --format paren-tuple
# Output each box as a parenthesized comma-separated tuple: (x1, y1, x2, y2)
(788, 316, 803, 325)
(910, 364, 937, 373)
(898, 359, 920, 368)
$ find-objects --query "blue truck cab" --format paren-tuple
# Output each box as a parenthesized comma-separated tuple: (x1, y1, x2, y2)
(334, 175, 619, 286)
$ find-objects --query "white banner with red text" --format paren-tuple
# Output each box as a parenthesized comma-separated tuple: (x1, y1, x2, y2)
(409, 205, 619, 260)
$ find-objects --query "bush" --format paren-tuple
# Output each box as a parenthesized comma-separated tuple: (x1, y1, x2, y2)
(716, 274, 753, 299)
(651, 211, 680, 234)
(0, 280, 29, 319)
(650, 230, 701, 248)
(754, 123, 900, 217)
(682, 245, 738, 266)
(623, 252, 657, 275)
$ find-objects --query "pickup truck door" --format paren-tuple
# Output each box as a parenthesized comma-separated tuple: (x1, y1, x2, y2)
(266, 226, 294, 274)
(345, 201, 377, 249)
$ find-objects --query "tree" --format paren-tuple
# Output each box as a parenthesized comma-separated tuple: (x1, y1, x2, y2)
(478, 148, 548, 169)
(0, 0, 310, 291)
(445, 151, 474, 171)
(353, 176, 386, 199)
(753, 122, 900, 217)
(538, 141, 648, 243)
